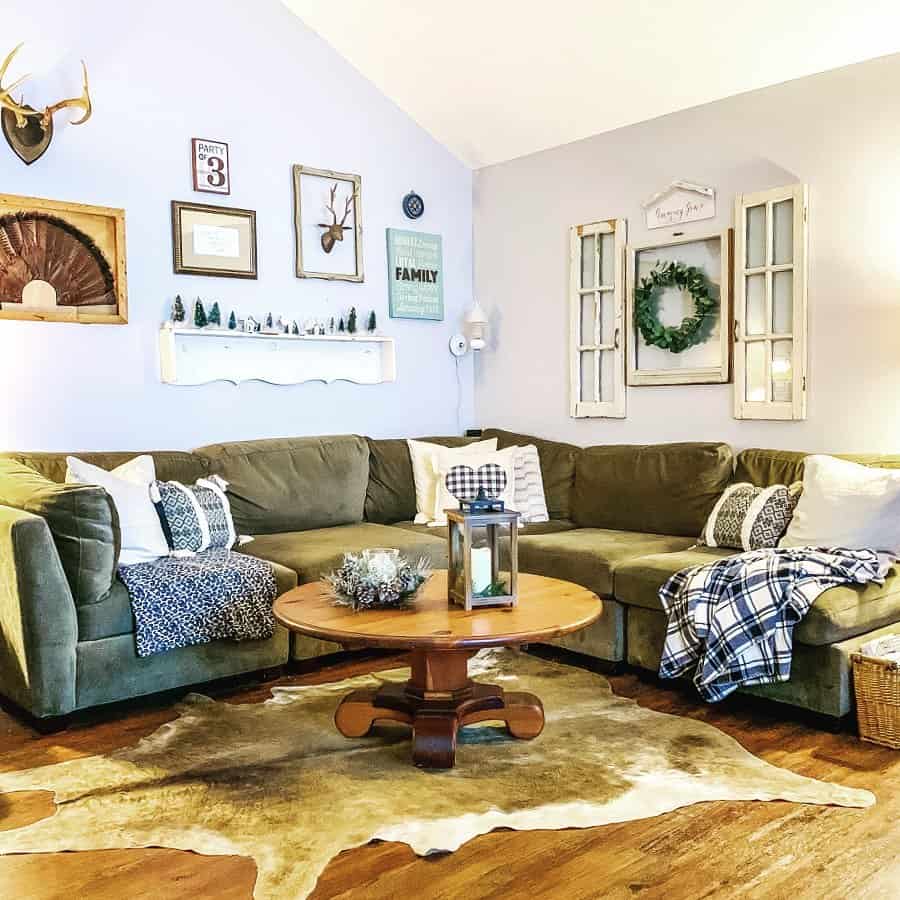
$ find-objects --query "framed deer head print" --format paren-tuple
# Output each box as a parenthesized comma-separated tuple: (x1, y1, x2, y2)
(292, 165, 363, 282)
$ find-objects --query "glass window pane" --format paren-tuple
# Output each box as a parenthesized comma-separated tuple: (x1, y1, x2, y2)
(580, 235, 595, 289)
(746, 341, 767, 403)
(771, 340, 793, 403)
(772, 270, 793, 334)
(580, 294, 595, 345)
(596, 350, 613, 402)
(745, 274, 766, 335)
(598, 291, 615, 345)
(746, 204, 766, 269)
(599, 232, 615, 287)
(579, 351, 596, 403)
(772, 200, 793, 265)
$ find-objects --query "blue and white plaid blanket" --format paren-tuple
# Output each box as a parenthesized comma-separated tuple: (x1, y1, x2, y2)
(658, 547, 889, 702)
(118, 549, 277, 658)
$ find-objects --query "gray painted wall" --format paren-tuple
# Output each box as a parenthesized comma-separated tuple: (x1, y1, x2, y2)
(473, 53, 900, 452)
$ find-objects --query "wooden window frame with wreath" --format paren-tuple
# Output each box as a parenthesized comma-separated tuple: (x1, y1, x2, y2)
(568, 218, 627, 418)
(625, 229, 733, 386)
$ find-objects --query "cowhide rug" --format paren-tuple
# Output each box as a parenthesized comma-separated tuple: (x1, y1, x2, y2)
(0, 649, 873, 899)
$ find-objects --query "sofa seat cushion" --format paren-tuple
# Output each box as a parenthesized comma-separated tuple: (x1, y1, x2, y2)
(615, 550, 900, 646)
(516, 529, 696, 598)
(614, 548, 734, 610)
(242, 523, 447, 585)
(76, 560, 298, 642)
(390, 519, 578, 541)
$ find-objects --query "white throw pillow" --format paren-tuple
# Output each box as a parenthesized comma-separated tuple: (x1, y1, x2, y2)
(430, 446, 518, 527)
(513, 444, 549, 524)
(406, 438, 497, 524)
(779, 455, 900, 554)
(66, 455, 169, 565)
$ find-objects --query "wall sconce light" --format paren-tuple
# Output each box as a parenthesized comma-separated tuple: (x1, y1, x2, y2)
(465, 299, 488, 350)
(0, 43, 92, 165)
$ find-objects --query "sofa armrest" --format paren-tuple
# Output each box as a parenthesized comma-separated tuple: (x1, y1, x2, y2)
(0, 504, 77, 717)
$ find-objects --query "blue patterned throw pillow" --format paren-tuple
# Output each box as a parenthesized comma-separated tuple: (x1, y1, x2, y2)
(151, 475, 237, 553)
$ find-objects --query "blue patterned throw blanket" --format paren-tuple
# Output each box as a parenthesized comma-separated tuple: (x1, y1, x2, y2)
(658, 547, 889, 702)
(118, 549, 277, 658)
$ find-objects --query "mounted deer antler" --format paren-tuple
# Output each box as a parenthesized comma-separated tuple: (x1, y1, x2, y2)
(0, 44, 35, 128)
(317, 182, 354, 253)
(41, 60, 92, 127)
(0, 43, 93, 165)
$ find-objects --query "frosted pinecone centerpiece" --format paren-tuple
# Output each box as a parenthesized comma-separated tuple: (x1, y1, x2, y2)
(324, 549, 432, 612)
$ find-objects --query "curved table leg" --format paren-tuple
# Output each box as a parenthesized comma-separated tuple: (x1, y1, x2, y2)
(332, 648, 546, 767)
(412, 714, 458, 769)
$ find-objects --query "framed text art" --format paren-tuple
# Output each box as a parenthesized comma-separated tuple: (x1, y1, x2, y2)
(171, 201, 257, 278)
(191, 138, 230, 195)
(0, 193, 127, 324)
(293, 165, 363, 282)
(626, 229, 732, 385)
(386, 228, 444, 320)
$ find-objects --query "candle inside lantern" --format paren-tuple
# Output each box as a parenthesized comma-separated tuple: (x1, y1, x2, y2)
(471, 546, 492, 595)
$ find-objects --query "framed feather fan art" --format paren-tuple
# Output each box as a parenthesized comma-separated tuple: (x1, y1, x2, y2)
(0, 193, 127, 324)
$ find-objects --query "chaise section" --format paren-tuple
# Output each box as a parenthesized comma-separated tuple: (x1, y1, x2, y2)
(626, 605, 900, 718)
(0, 505, 78, 718)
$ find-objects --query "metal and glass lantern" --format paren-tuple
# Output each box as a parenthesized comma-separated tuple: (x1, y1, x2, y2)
(445, 463, 519, 611)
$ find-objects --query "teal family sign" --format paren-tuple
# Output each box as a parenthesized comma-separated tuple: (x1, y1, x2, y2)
(386, 228, 444, 321)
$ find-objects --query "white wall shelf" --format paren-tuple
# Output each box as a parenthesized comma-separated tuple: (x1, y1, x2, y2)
(159, 325, 396, 387)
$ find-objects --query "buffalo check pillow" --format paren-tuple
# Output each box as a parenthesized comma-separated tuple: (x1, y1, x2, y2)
(701, 481, 802, 552)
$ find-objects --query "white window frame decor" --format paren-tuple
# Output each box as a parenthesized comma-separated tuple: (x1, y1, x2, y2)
(626, 229, 732, 386)
(733, 184, 808, 420)
(568, 218, 626, 418)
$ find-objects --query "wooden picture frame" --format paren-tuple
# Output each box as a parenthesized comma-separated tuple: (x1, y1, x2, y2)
(0, 193, 127, 324)
(191, 138, 230, 195)
(293, 165, 363, 282)
(171, 200, 257, 279)
(626, 229, 732, 386)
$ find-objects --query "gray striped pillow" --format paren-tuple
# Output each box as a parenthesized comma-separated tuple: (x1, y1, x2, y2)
(513, 445, 549, 524)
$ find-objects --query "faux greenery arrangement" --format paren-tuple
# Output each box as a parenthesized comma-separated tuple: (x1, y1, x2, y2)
(633, 260, 718, 354)
(324, 550, 432, 612)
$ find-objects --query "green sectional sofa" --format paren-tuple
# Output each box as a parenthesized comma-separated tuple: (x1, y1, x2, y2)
(1, 429, 899, 729)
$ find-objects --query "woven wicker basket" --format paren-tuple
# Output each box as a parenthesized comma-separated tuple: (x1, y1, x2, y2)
(852, 651, 900, 749)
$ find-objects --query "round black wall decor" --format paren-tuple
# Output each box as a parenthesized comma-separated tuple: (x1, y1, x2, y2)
(402, 190, 424, 220)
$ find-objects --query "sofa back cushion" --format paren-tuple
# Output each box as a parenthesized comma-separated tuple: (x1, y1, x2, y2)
(365, 436, 479, 524)
(0, 450, 207, 485)
(0, 458, 119, 607)
(734, 448, 900, 486)
(481, 428, 578, 520)
(572, 442, 733, 537)
(195, 435, 369, 535)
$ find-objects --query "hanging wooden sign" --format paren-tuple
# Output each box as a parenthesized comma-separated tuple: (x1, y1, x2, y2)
(386, 228, 444, 320)
(642, 180, 715, 230)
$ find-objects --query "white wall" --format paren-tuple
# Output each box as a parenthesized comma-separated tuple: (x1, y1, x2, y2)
(474, 53, 900, 453)
(0, 0, 474, 451)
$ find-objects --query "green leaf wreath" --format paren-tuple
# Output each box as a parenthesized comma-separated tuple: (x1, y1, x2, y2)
(634, 260, 719, 354)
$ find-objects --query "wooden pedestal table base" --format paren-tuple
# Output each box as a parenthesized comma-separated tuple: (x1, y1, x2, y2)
(272, 571, 601, 769)
(334, 648, 544, 768)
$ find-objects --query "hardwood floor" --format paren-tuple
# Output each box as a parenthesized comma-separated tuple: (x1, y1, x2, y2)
(1, 652, 897, 899)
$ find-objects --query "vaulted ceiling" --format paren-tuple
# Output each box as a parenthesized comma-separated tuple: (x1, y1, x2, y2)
(283, 0, 900, 169)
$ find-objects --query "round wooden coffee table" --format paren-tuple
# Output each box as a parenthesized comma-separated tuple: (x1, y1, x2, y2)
(273, 570, 601, 768)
